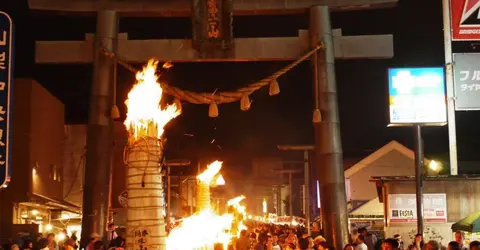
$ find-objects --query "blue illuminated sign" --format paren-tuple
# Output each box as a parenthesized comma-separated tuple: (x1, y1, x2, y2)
(0, 12, 13, 189)
(388, 67, 447, 125)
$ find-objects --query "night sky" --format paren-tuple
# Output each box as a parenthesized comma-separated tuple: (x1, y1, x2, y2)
(2, 0, 480, 163)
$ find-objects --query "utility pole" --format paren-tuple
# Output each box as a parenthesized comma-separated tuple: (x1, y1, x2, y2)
(80, 10, 118, 247)
(309, 5, 349, 250)
(442, 0, 458, 175)
(277, 145, 315, 235)
(165, 159, 191, 226)
(413, 125, 424, 234)
(271, 169, 301, 222)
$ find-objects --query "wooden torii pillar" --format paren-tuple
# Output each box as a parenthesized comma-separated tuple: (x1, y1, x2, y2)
(30, 0, 395, 249)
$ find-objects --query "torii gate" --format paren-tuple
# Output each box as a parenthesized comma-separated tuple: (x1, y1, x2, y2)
(30, 0, 395, 249)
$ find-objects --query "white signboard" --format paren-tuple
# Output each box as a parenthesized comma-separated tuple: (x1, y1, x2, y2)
(388, 193, 447, 223)
(388, 67, 447, 126)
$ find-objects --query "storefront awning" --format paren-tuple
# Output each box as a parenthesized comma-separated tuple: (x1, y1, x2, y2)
(451, 211, 480, 233)
(28, 193, 81, 214)
(349, 197, 383, 218)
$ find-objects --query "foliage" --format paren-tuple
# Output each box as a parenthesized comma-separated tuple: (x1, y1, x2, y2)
(407, 226, 445, 244)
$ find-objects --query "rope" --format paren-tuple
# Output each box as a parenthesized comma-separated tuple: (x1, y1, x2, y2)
(100, 44, 324, 105)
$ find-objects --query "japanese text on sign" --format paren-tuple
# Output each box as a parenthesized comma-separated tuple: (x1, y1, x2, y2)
(0, 12, 13, 189)
(459, 70, 480, 91)
(207, 0, 220, 39)
(133, 228, 149, 250)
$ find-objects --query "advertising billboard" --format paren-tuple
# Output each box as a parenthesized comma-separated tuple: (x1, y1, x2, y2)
(388, 194, 447, 223)
(453, 53, 480, 110)
(388, 67, 447, 126)
(0, 12, 13, 189)
(450, 0, 480, 41)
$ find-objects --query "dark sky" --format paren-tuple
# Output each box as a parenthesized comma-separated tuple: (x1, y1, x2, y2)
(2, 0, 480, 161)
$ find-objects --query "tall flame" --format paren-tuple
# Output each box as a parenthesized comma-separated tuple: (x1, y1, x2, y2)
(197, 160, 223, 184)
(124, 59, 181, 139)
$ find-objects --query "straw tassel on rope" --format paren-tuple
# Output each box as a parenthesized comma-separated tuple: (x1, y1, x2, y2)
(111, 59, 121, 119)
(240, 95, 251, 111)
(209, 102, 219, 117)
(269, 79, 280, 96)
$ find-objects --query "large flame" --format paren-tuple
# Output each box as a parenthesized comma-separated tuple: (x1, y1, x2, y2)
(167, 162, 247, 250)
(197, 160, 223, 184)
(124, 59, 181, 139)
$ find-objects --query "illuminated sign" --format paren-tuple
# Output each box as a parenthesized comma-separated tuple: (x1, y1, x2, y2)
(388, 67, 447, 126)
(388, 194, 447, 223)
(0, 11, 13, 189)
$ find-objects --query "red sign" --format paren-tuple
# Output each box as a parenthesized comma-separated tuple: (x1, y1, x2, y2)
(451, 0, 480, 40)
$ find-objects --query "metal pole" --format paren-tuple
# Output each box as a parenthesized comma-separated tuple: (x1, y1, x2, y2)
(80, 9, 118, 247)
(166, 165, 171, 225)
(309, 5, 349, 249)
(442, 0, 458, 175)
(289, 172, 293, 219)
(304, 150, 311, 235)
(414, 125, 424, 234)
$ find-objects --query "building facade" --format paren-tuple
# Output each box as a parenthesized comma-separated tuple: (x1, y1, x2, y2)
(0, 79, 79, 239)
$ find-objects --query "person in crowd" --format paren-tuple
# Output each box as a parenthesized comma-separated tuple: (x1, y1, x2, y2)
(408, 234, 423, 250)
(424, 241, 440, 250)
(10, 244, 19, 250)
(93, 241, 103, 250)
(358, 228, 376, 250)
(63, 240, 75, 250)
(344, 244, 354, 250)
(106, 223, 118, 246)
(470, 241, 480, 250)
(393, 235, 403, 250)
(454, 232, 467, 250)
(38, 239, 49, 250)
(86, 234, 100, 250)
(356, 235, 368, 250)
(447, 241, 460, 250)
(22, 240, 32, 250)
(381, 238, 399, 250)
(46, 234, 58, 250)
(237, 230, 250, 250)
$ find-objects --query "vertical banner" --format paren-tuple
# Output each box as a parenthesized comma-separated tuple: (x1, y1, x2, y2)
(191, 0, 234, 57)
(450, 0, 480, 40)
(0, 12, 13, 190)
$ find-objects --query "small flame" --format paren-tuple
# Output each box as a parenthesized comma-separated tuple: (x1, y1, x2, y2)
(124, 59, 181, 139)
(197, 160, 223, 184)
(215, 174, 226, 186)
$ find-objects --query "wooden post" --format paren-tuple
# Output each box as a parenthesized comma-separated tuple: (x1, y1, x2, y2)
(80, 9, 117, 247)
(309, 5, 349, 250)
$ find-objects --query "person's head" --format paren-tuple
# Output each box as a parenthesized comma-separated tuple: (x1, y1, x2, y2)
(382, 238, 399, 250)
(90, 233, 100, 242)
(343, 244, 354, 250)
(312, 222, 320, 231)
(470, 241, 480, 250)
(47, 234, 55, 243)
(455, 231, 464, 245)
(10, 244, 19, 250)
(356, 235, 365, 244)
(108, 223, 116, 231)
(425, 240, 441, 250)
(23, 239, 33, 249)
(240, 230, 247, 237)
(358, 228, 367, 236)
(317, 241, 328, 250)
(448, 241, 460, 250)
(93, 241, 103, 250)
(38, 239, 49, 250)
(272, 235, 279, 244)
(414, 234, 423, 244)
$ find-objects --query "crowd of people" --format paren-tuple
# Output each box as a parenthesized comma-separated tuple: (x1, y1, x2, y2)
(3, 222, 480, 250)
(233, 223, 480, 250)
